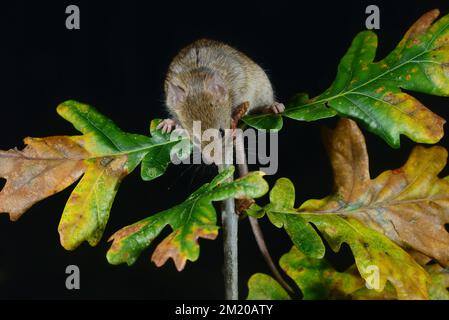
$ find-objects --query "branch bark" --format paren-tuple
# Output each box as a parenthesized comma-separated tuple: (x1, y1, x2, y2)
(219, 161, 238, 299)
(219, 126, 295, 300)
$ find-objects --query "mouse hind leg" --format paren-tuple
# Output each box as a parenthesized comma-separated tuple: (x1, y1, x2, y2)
(156, 118, 180, 133)
(250, 102, 285, 115)
(231, 101, 285, 129)
(266, 102, 285, 114)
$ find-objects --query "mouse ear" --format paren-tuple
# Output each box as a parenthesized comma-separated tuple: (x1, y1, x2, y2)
(206, 73, 227, 97)
(167, 83, 186, 107)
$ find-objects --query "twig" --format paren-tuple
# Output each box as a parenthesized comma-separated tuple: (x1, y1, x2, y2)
(235, 135, 294, 295)
(218, 161, 239, 299)
(248, 215, 294, 295)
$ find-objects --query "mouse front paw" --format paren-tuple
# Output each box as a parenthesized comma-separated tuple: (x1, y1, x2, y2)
(231, 101, 250, 129)
(156, 118, 178, 133)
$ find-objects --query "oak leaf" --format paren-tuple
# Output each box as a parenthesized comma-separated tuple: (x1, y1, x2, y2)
(248, 246, 404, 300)
(107, 166, 268, 271)
(248, 247, 449, 300)
(426, 264, 449, 300)
(0, 100, 183, 250)
(243, 10, 449, 148)
(301, 118, 449, 267)
(248, 118, 449, 299)
(248, 246, 365, 300)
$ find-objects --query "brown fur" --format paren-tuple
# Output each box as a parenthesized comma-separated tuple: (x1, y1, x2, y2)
(165, 39, 275, 138)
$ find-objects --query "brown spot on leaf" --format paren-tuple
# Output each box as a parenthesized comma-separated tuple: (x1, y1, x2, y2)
(383, 93, 404, 105)
(100, 157, 113, 167)
(108, 222, 146, 243)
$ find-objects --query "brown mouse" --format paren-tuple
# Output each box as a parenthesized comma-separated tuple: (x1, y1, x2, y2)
(158, 39, 284, 160)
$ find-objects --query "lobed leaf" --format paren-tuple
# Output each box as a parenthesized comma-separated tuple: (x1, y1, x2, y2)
(250, 118, 449, 299)
(301, 118, 449, 267)
(248, 246, 449, 300)
(0, 136, 88, 221)
(426, 264, 449, 300)
(251, 177, 430, 299)
(247, 273, 291, 300)
(300, 213, 430, 299)
(243, 10, 449, 148)
(247, 246, 365, 300)
(259, 178, 325, 259)
(107, 166, 269, 270)
(0, 100, 184, 250)
(280, 246, 365, 300)
(247, 246, 404, 300)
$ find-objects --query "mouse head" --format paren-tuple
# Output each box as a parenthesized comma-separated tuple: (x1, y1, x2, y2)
(166, 70, 232, 163)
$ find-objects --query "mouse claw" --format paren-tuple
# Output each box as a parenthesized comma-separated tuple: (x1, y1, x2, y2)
(157, 119, 177, 133)
(269, 102, 285, 114)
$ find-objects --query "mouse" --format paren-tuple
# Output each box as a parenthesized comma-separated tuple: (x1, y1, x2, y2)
(158, 39, 284, 162)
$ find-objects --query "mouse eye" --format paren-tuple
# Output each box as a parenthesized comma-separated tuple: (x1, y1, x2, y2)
(219, 128, 225, 137)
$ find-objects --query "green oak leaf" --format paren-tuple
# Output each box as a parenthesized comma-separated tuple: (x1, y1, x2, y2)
(247, 246, 400, 300)
(247, 246, 365, 300)
(140, 119, 189, 181)
(248, 247, 449, 300)
(246, 178, 325, 259)
(426, 264, 449, 300)
(243, 10, 449, 148)
(107, 166, 269, 270)
(247, 273, 292, 300)
(316, 9, 448, 147)
(281, 246, 365, 300)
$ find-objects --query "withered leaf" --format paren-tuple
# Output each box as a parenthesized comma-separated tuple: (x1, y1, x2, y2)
(0, 136, 88, 221)
(251, 118, 449, 299)
(302, 118, 449, 267)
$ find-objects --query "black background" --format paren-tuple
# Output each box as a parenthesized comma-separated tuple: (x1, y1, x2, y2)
(0, 0, 449, 299)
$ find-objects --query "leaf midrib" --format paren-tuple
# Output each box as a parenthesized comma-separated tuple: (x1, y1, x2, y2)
(0, 139, 183, 162)
(68, 108, 187, 158)
(299, 197, 447, 217)
(287, 48, 433, 113)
